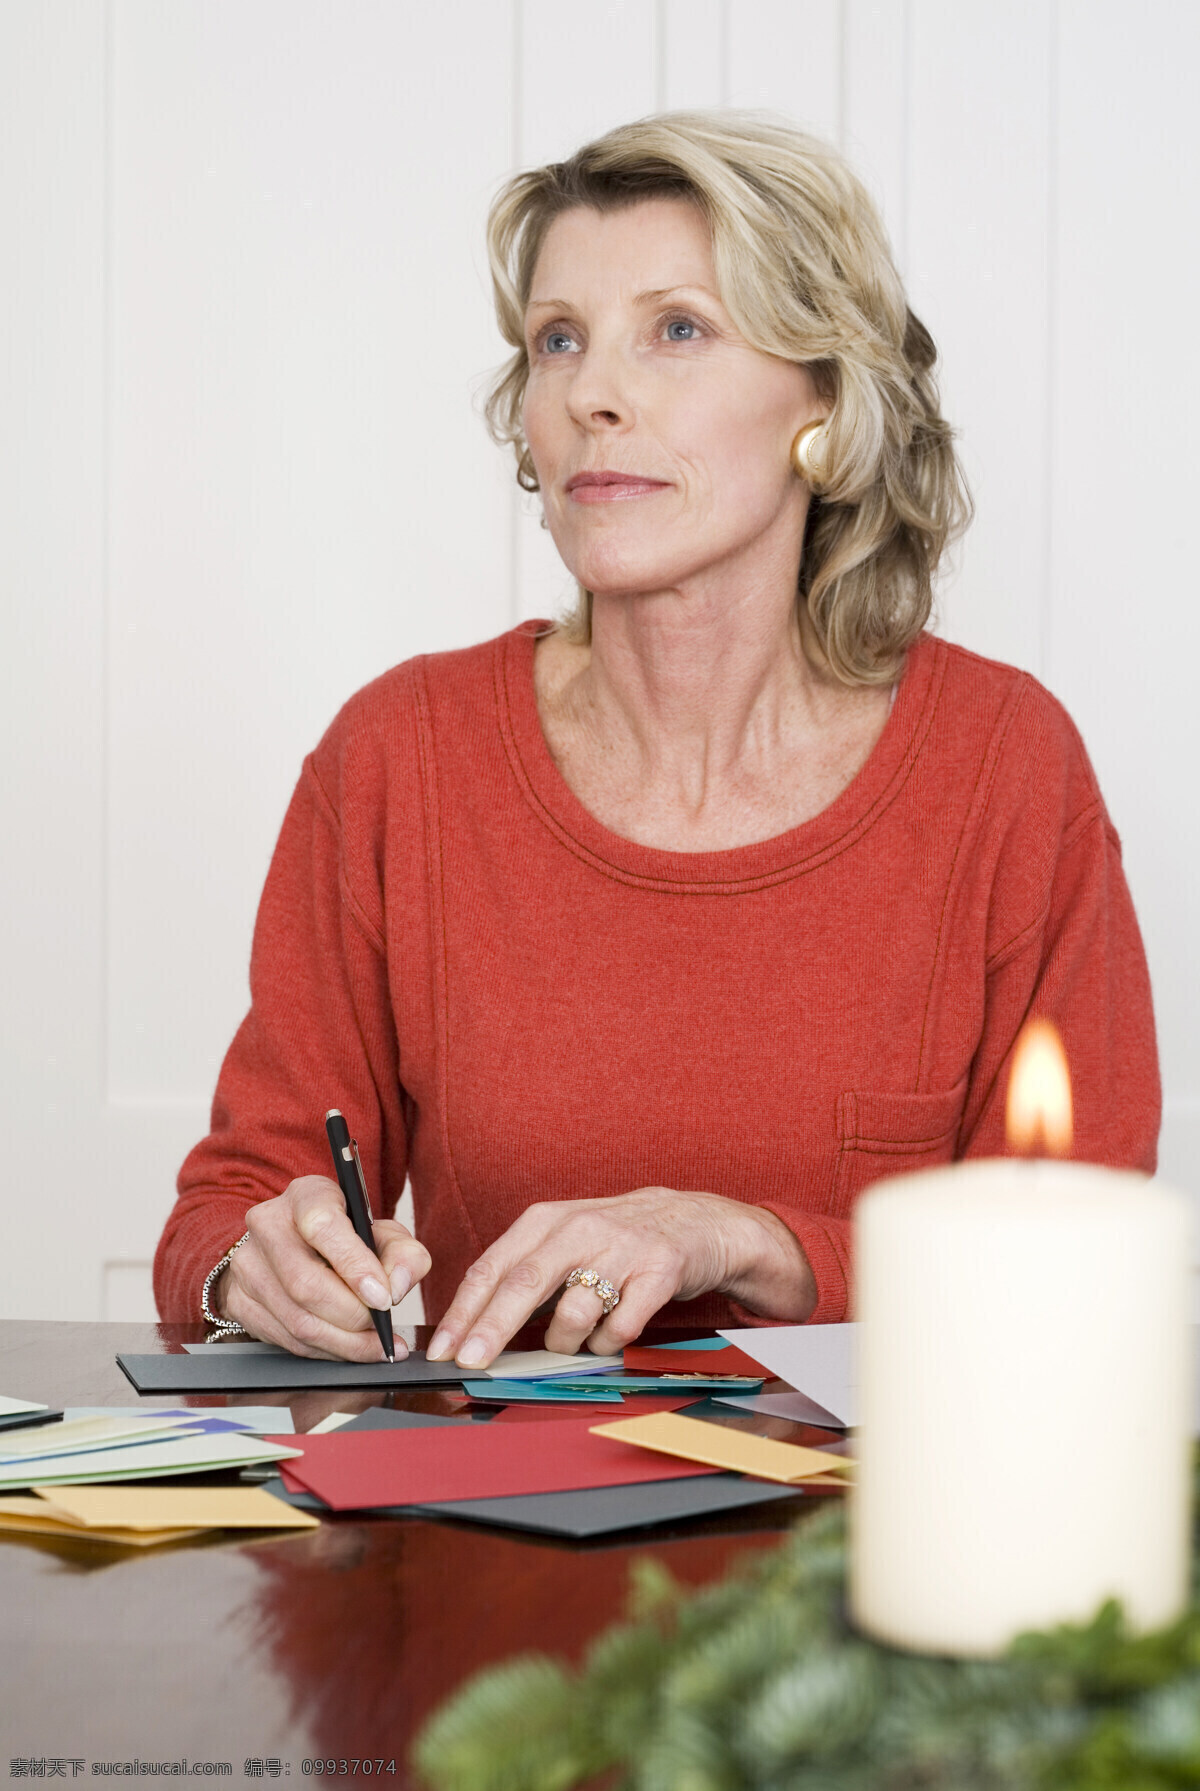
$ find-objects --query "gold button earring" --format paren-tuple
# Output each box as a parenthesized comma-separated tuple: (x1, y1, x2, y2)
(790, 421, 830, 493)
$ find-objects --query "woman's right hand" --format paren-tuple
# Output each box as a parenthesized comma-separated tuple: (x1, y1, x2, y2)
(212, 1176, 432, 1361)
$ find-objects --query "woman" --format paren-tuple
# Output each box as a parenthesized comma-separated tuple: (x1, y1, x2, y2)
(153, 110, 1159, 1365)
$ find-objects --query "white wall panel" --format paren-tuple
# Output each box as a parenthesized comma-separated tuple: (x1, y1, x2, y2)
(842, 0, 909, 267)
(907, 0, 1053, 676)
(0, 2, 107, 1317)
(518, 0, 660, 168)
(106, 0, 515, 1101)
(662, 0, 729, 109)
(726, 0, 841, 143)
(1049, 0, 1200, 1121)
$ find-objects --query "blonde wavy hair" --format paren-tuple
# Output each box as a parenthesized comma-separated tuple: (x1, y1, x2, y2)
(482, 109, 971, 686)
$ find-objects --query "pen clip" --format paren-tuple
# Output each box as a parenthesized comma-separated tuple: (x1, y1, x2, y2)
(348, 1138, 374, 1222)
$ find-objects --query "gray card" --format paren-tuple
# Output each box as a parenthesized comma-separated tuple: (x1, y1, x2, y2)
(0, 1409, 63, 1435)
(338, 1410, 475, 1430)
(116, 1351, 466, 1394)
(406, 1475, 813, 1538)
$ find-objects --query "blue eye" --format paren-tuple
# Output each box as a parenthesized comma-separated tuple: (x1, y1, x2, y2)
(533, 313, 704, 354)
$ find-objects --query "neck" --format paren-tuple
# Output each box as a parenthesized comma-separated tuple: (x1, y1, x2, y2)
(571, 569, 839, 793)
(532, 558, 895, 851)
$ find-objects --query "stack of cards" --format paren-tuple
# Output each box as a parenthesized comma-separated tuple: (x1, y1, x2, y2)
(0, 1411, 301, 1490)
(0, 1484, 319, 1547)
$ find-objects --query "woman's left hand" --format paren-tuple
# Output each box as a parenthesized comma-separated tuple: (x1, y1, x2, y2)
(424, 1187, 817, 1368)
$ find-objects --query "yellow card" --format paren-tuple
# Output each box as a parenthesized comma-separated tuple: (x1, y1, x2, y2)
(0, 1496, 206, 1547)
(35, 1485, 320, 1532)
(589, 1412, 857, 1485)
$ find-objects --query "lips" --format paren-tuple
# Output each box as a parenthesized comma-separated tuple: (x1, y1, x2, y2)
(566, 471, 669, 493)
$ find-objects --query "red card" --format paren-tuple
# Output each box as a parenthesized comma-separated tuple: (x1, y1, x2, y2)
(270, 1418, 715, 1510)
(623, 1344, 769, 1378)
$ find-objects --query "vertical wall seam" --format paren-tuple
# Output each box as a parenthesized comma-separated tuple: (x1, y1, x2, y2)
(101, 0, 115, 1106)
(836, 0, 847, 149)
(900, 0, 912, 277)
(511, 0, 523, 171)
(719, 0, 730, 106)
(508, 0, 523, 625)
(1042, 0, 1060, 687)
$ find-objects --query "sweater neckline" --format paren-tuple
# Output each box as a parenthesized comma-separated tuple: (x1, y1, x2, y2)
(496, 623, 943, 893)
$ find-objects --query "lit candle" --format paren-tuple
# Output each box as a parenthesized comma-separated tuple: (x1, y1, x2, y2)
(849, 1022, 1194, 1657)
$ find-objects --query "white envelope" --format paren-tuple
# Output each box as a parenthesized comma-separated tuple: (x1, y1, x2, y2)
(483, 1349, 624, 1380)
(0, 1415, 193, 1461)
(711, 1389, 848, 1429)
(718, 1323, 858, 1427)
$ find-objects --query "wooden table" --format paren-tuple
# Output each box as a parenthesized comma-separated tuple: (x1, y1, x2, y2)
(0, 1320, 840, 1786)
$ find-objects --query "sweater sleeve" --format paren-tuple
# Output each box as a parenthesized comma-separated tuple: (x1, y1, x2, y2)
(153, 713, 408, 1325)
(730, 1209, 852, 1327)
(730, 687, 1161, 1329)
(956, 806, 1160, 1172)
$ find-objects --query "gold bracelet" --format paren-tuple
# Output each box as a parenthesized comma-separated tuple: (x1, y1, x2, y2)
(199, 1230, 251, 1336)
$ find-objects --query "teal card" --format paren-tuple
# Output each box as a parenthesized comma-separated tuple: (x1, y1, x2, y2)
(462, 1380, 623, 1404)
(559, 1375, 764, 1394)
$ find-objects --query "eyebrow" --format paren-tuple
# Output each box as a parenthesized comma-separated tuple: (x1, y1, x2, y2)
(524, 284, 720, 315)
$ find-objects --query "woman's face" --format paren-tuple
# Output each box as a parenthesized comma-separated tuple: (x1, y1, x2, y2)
(522, 197, 823, 605)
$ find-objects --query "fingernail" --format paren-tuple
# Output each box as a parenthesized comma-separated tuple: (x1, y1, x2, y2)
(458, 1336, 488, 1368)
(360, 1275, 390, 1310)
(427, 1329, 452, 1361)
(390, 1269, 412, 1307)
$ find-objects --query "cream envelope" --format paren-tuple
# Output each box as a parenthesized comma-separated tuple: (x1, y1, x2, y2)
(37, 1485, 319, 1531)
(0, 1495, 208, 1547)
(589, 1412, 856, 1486)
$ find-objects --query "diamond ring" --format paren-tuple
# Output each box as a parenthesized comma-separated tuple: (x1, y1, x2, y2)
(563, 1268, 621, 1317)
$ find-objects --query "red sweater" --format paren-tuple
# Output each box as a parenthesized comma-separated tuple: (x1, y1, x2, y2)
(155, 625, 1161, 1330)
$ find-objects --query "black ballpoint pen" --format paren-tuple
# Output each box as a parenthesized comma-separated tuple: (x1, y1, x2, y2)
(325, 1108, 396, 1362)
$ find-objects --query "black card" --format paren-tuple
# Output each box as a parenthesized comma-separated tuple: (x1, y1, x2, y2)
(116, 1352, 467, 1394)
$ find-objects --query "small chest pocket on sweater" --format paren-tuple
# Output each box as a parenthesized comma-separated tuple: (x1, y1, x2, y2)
(833, 1079, 967, 1214)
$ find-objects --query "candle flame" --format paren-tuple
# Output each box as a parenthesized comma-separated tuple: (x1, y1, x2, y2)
(1006, 1019, 1074, 1156)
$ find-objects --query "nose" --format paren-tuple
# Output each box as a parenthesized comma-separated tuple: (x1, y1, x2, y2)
(562, 335, 634, 433)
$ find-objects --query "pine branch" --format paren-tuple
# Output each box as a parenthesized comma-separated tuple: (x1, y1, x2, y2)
(414, 1447, 1200, 1791)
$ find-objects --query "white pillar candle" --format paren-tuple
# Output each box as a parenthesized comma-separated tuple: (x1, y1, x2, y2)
(849, 1160, 1194, 1657)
